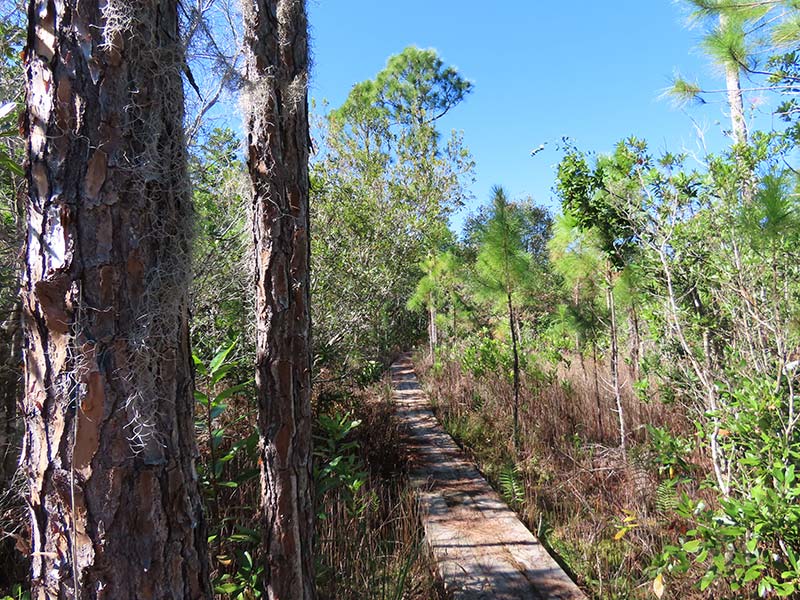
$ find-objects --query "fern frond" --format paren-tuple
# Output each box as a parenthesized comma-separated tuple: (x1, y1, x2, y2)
(499, 463, 526, 508)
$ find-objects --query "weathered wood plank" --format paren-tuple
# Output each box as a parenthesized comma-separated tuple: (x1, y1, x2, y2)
(392, 355, 588, 600)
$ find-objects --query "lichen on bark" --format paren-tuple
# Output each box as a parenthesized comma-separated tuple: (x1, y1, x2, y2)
(23, 0, 211, 597)
(241, 0, 315, 597)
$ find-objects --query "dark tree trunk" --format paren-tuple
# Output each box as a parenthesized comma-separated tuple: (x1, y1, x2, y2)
(507, 291, 520, 452)
(0, 301, 21, 485)
(241, 0, 315, 598)
(23, 0, 210, 597)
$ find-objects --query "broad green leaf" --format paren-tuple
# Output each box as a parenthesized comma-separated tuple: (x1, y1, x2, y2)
(210, 339, 238, 375)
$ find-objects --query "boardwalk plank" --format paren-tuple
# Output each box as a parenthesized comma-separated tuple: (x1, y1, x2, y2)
(392, 355, 588, 600)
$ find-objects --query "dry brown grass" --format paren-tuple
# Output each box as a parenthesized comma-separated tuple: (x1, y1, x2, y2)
(419, 351, 710, 600)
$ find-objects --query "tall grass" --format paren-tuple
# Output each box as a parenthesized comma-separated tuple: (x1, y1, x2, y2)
(192, 356, 446, 599)
(420, 352, 706, 599)
(313, 379, 447, 600)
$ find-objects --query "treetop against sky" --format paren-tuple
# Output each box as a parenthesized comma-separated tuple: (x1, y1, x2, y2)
(307, 0, 782, 226)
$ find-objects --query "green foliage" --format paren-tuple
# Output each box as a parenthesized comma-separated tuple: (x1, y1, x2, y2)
(547, 213, 607, 356)
(0, 584, 28, 600)
(674, 0, 800, 143)
(193, 343, 262, 599)
(407, 251, 460, 314)
(453, 118, 800, 596)
(474, 187, 531, 302)
(0, 101, 20, 178)
(189, 128, 250, 362)
(646, 425, 694, 478)
(214, 550, 264, 599)
(407, 249, 467, 354)
(668, 76, 705, 105)
(655, 479, 680, 514)
(0, 17, 22, 181)
(314, 389, 441, 600)
(0, 15, 24, 320)
(499, 463, 525, 509)
(701, 12, 751, 70)
(194, 341, 257, 492)
(374, 46, 473, 128)
(556, 139, 644, 269)
(463, 197, 553, 263)
(460, 332, 506, 379)
(313, 412, 368, 516)
(355, 360, 385, 388)
(312, 46, 474, 369)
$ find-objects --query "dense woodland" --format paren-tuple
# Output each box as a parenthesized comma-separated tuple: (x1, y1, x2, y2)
(2, 0, 800, 598)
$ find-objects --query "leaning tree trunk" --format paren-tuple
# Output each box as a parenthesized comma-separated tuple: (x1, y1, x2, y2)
(241, 1, 315, 598)
(23, 1, 210, 598)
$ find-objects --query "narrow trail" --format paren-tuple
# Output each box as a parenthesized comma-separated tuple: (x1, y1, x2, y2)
(391, 354, 587, 600)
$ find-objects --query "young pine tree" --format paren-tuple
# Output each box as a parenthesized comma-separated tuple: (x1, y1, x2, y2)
(408, 250, 462, 360)
(474, 187, 532, 451)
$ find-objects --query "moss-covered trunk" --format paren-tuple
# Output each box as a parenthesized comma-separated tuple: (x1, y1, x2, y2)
(241, 0, 315, 597)
(23, 0, 210, 596)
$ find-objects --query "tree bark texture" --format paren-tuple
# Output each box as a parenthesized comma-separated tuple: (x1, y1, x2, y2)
(23, 0, 210, 597)
(241, 1, 315, 598)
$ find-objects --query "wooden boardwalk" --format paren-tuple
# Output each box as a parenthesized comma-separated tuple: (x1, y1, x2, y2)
(391, 355, 587, 600)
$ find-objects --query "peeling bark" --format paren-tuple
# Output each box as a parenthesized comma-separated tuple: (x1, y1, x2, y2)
(23, 0, 211, 597)
(241, 1, 315, 598)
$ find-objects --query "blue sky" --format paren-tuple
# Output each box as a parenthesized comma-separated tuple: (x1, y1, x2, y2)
(306, 1, 773, 231)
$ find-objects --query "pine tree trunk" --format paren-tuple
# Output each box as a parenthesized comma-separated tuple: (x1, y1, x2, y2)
(720, 14, 748, 147)
(241, 1, 315, 598)
(451, 291, 456, 343)
(606, 270, 625, 454)
(507, 292, 520, 452)
(591, 341, 604, 440)
(23, 0, 211, 597)
(429, 303, 437, 361)
(725, 64, 748, 146)
(629, 303, 641, 383)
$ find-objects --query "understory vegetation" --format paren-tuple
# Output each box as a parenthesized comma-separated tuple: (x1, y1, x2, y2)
(410, 120, 800, 597)
(413, 133, 800, 597)
(193, 343, 445, 599)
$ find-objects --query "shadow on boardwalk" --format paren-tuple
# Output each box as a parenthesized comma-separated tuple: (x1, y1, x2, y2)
(391, 354, 588, 600)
